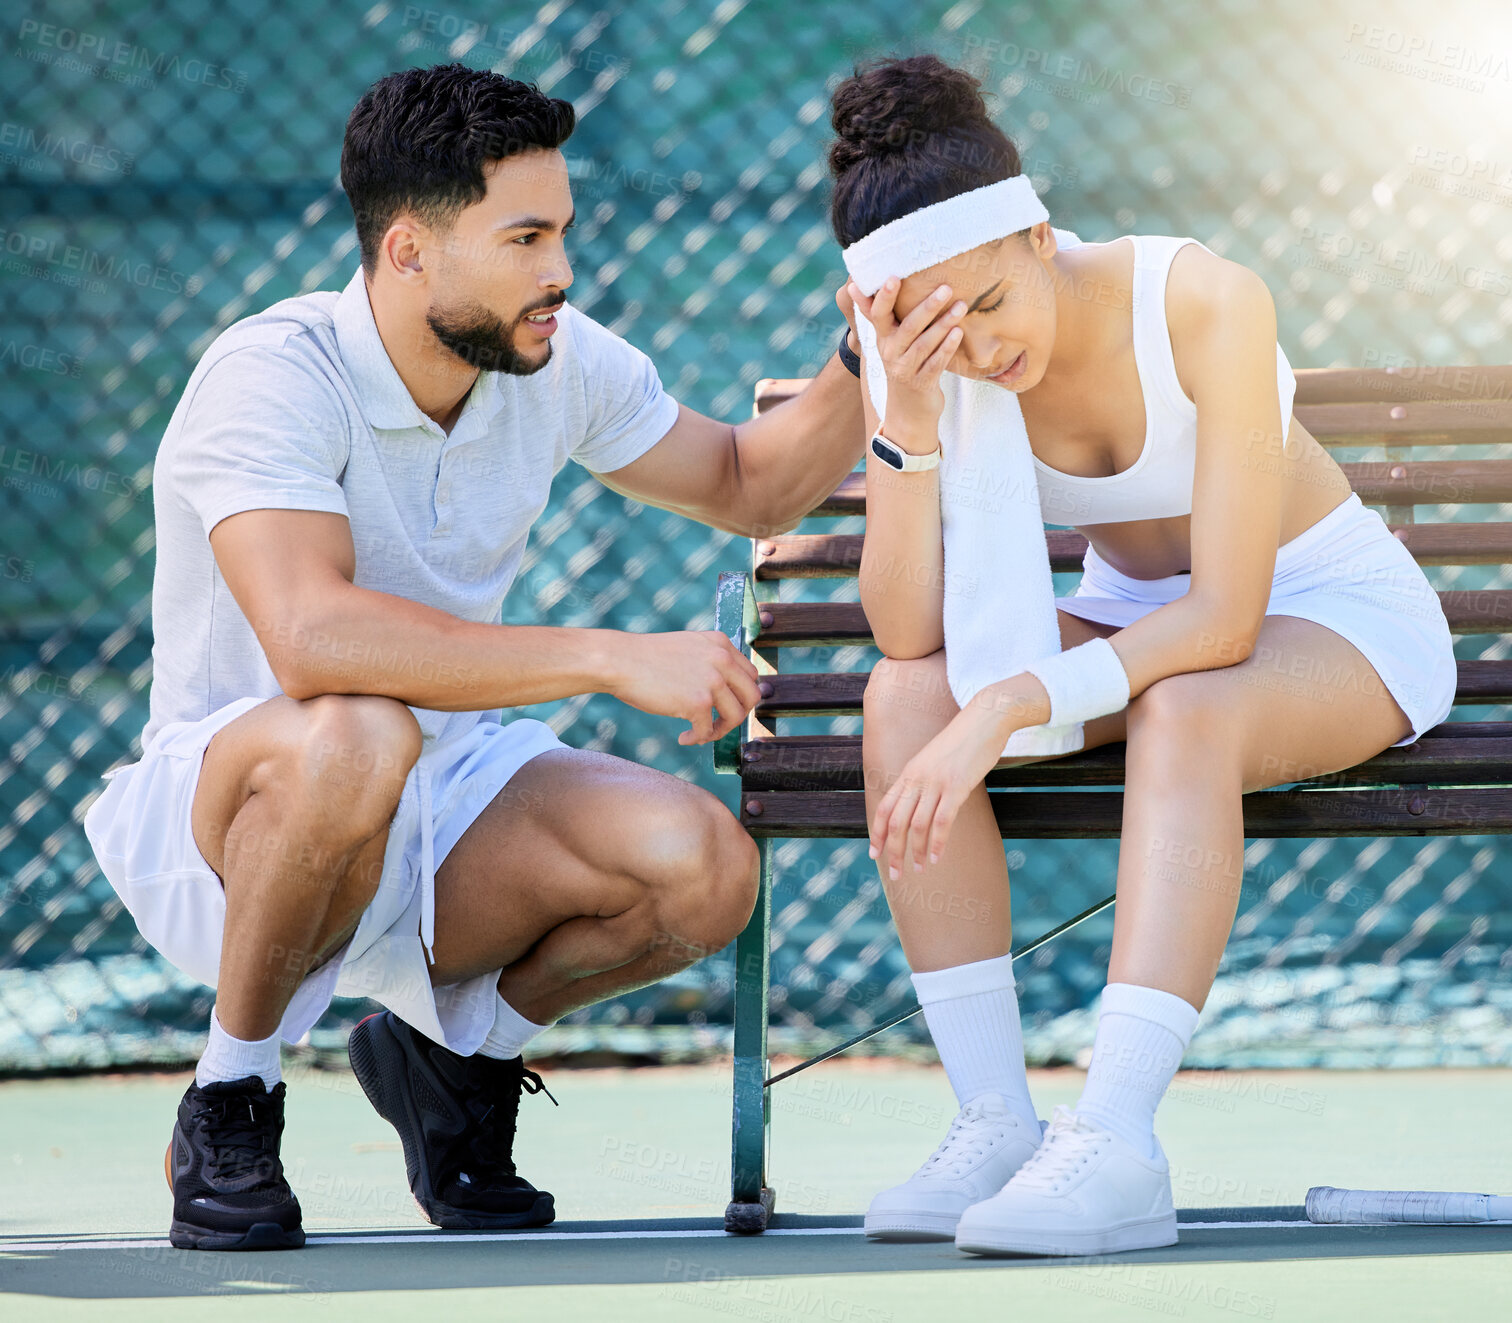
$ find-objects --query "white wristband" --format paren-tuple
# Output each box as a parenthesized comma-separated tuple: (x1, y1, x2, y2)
(1021, 636, 1131, 727)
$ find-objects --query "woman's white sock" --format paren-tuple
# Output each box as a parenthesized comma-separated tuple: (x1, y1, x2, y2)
(476, 991, 552, 1060)
(911, 952, 1039, 1134)
(196, 1007, 282, 1092)
(1075, 982, 1200, 1158)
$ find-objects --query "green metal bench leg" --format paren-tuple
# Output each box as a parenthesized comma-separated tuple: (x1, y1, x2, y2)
(724, 836, 775, 1233)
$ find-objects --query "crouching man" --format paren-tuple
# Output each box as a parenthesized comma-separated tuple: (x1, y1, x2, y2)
(83, 61, 868, 1249)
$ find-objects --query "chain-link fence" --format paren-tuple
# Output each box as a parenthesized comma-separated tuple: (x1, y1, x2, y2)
(2, 0, 1509, 1072)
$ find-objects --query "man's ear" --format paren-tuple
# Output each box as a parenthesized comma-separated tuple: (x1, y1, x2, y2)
(381, 221, 428, 283)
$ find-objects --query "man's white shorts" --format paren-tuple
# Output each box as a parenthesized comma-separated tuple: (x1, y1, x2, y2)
(82, 695, 568, 1054)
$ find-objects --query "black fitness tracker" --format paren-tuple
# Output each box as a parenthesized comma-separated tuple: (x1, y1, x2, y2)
(837, 325, 862, 377)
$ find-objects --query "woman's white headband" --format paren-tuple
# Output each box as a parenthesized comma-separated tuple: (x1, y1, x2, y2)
(840, 174, 1048, 296)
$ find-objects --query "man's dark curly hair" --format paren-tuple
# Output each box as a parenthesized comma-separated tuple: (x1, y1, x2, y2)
(341, 62, 576, 276)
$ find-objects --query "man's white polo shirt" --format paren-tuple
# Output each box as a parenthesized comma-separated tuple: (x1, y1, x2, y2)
(82, 267, 682, 1039)
(138, 264, 680, 755)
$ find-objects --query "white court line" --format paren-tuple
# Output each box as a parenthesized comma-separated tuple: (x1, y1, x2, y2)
(2, 1220, 1380, 1253)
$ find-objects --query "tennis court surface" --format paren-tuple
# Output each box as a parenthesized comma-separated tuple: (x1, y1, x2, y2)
(2, 1061, 1508, 1320)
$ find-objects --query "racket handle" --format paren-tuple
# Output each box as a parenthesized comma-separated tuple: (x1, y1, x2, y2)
(1306, 1186, 1512, 1224)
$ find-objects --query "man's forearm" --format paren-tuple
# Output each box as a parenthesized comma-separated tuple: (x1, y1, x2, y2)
(732, 345, 868, 536)
(270, 581, 626, 710)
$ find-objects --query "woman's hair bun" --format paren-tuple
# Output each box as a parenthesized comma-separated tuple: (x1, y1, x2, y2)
(826, 51, 1022, 247)
(829, 53, 993, 174)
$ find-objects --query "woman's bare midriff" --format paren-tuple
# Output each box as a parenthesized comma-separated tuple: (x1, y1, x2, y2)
(1018, 239, 1354, 581)
(1072, 418, 1353, 580)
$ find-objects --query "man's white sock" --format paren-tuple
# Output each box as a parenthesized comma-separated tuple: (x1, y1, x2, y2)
(911, 952, 1039, 1134)
(196, 1007, 282, 1092)
(476, 991, 553, 1061)
(1075, 982, 1200, 1159)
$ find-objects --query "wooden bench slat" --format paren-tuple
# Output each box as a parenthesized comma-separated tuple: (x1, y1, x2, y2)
(1441, 591, 1512, 633)
(746, 716, 1512, 741)
(737, 733, 1512, 792)
(756, 366, 1512, 414)
(753, 594, 1512, 645)
(1288, 366, 1512, 405)
(1347, 460, 1512, 506)
(1294, 400, 1512, 443)
(802, 461, 1512, 520)
(738, 786, 1512, 839)
(1391, 522, 1512, 563)
(755, 522, 1512, 578)
(752, 662, 1512, 717)
(761, 375, 1512, 443)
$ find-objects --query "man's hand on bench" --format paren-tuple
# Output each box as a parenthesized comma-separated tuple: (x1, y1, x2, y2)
(608, 629, 764, 746)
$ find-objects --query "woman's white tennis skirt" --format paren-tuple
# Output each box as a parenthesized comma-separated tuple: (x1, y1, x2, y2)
(82, 699, 568, 1051)
(1054, 492, 1458, 747)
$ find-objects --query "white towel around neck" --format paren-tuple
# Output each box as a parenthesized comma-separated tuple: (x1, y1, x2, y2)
(855, 226, 1087, 758)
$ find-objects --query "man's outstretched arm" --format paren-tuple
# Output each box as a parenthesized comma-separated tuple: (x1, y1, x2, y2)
(210, 507, 760, 743)
(591, 301, 868, 538)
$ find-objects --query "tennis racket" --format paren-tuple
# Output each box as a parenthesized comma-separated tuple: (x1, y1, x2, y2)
(1306, 1186, 1512, 1224)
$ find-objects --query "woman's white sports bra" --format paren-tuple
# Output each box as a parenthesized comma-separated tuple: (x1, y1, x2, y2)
(1032, 234, 1297, 526)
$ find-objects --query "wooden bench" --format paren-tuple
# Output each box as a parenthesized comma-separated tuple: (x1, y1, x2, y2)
(712, 363, 1512, 1233)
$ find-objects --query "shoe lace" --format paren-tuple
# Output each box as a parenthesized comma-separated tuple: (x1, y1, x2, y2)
(456, 1061, 558, 1183)
(196, 1094, 278, 1185)
(915, 1099, 1014, 1181)
(1008, 1105, 1109, 1193)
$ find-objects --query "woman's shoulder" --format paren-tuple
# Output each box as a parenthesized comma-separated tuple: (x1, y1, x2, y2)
(1164, 240, 1271, 305)
(1163, 241, 1275, 340)
(1160, 242, 1279, 405)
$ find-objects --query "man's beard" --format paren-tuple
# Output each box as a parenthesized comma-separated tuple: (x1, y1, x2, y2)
(426, 299, 555, 376)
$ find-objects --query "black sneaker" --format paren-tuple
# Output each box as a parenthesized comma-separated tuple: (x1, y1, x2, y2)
(348, 1010, 557, 1230)
(165, 1076, 304, 1250)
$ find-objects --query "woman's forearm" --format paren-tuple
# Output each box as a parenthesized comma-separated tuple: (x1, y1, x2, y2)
(1105, 592, 1263, 699)
(858, 439, 948, 659)
(979, 594, 1259, 737)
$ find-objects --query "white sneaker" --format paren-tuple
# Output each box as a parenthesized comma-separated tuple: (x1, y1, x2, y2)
(864, 1094, 1046, 1241)
(954, 1104, 1179, 1257)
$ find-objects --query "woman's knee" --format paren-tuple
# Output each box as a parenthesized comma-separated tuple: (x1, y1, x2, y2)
(1127, 671, 1239, 755)
(863, 650, 957, 733)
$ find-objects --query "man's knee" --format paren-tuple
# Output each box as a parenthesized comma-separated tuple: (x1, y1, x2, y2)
(644, 795, 759, 960)
(292, 694, 422, 830)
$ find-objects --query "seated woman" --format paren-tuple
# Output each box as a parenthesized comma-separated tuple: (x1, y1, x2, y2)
(827, 54, 1457, 1257)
